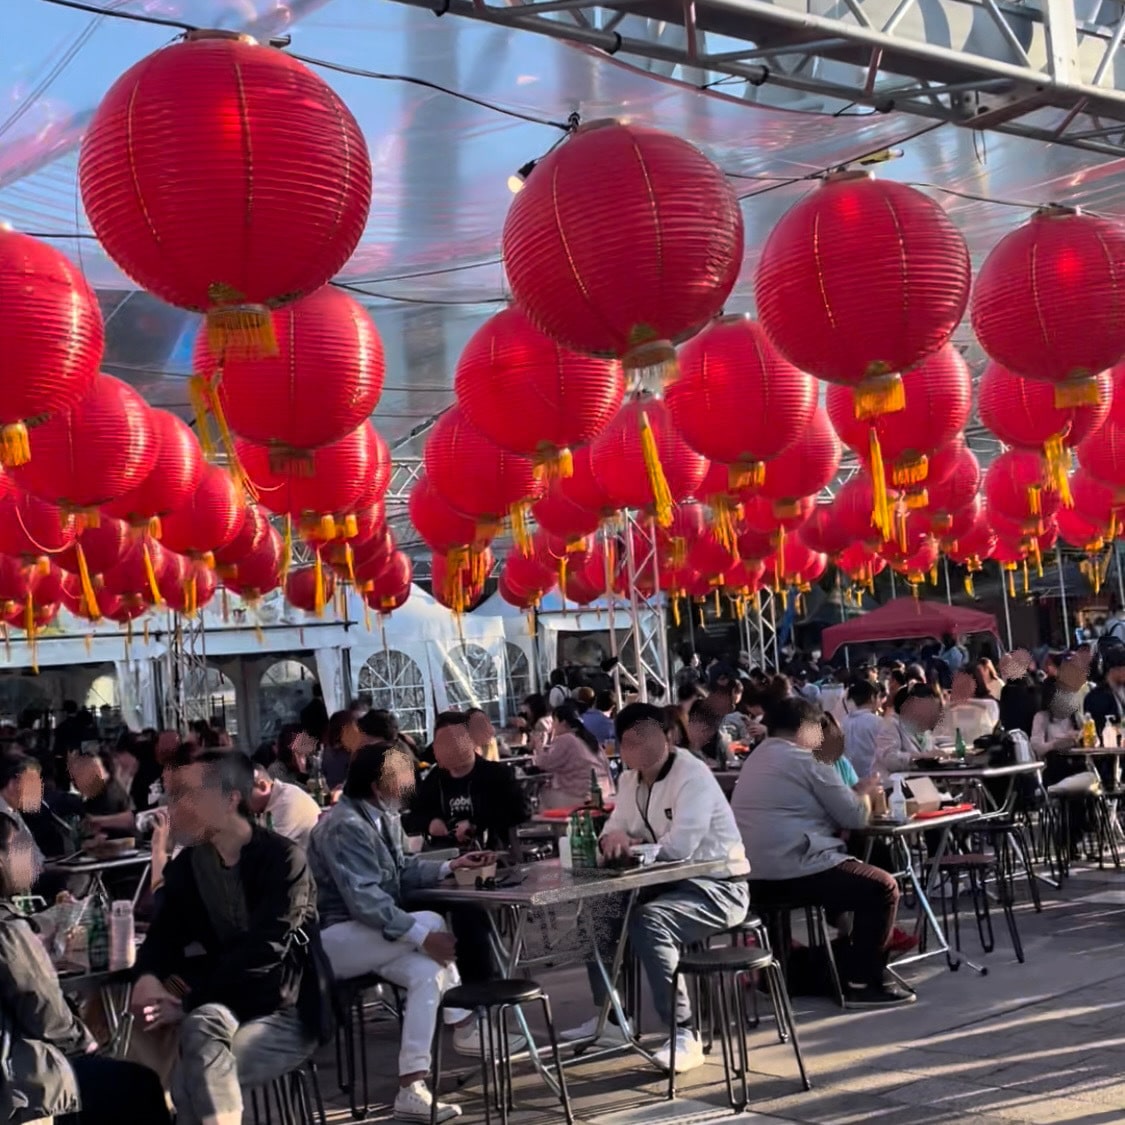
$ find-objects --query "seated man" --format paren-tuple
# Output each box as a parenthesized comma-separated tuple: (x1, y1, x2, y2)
(563, 703, 750, 1073)
(248, 763, 321, 851)
(405, 711, 531, 851)
(130, 751, 322, 1125)
(731, 697, 910, 1008)
(309, 740, 506, 1124)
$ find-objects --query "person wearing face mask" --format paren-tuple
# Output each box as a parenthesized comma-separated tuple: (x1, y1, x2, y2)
(733, 697, 909, 1008)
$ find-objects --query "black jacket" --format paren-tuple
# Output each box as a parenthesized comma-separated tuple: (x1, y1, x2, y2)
(404, 758, 530, 849)
(135, 826, 318, 1025)
(1084, 684, 1123, 738)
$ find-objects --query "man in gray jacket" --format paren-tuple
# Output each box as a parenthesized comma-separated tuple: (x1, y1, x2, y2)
(732, 696, 910, 1008)
(308, 740, 501, 1124)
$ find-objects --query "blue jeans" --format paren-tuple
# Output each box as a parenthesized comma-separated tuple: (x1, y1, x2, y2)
(586, 878, 749, 1028)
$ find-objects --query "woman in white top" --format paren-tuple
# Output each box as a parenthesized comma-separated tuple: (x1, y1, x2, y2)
(523, 693, 554, 753)
(1029, 680, 1083, 761)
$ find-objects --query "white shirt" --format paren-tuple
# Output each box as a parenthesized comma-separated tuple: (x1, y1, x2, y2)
(265, 780, 321, 852)
(603, 750, 749, 876)
(842, 710, 882, 779)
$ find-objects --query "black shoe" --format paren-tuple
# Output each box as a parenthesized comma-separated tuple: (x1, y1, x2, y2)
(845, 984, 916, 1008)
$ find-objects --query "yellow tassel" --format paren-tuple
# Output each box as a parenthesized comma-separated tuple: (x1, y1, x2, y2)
(34, 556, 48, 577)
(255, 623, 265, 645)
(1008, 569, 1016, 598)
(533, 445, 574, 481)
(728, 461, 764, 490)
(317, 514, 336, 541)
(752, 590, 761, 613)
(854, 373, 905, 420)
(928, 565, 937, 585)
(314, 552, 326, 617)
(344, 543, 357, 588)
(712, 497, 740, 555)
(187, 375, 217, 460)
(896, 506, 908, 553)
(142, 543, 163, 605)
(205, 299, 278, 359)
(639, 409, 674, 527)
(510, 503, 533, 556)
(24, 594, 36, 675)
(207, 379, 253, 498)
(1043, 434, 1073, 507)
(1053, 377, 1101, 408)
(891, 454, 929, 488)
(1032, 538, 1043, 578)
(281, 516, 293, 585)
(713, 588, 721, 616)
(776, 524, 787, 584)
(698, 602, 705, 626)
(188, 575, 198, 617)
(904, 488, 929, 509)
(559, 555, 568, 608)
(867, 430, 893, 541)
(671, 595, 681, 627)
(0, 422, 30, 468)
(84, 632, 92, 655)
(74, 544, 100, 620)
(1028, 485, 1042, 517)
(964, 574, 975, 598)
(526, 612, 535, 636)
(1022, 558, 1030, 593)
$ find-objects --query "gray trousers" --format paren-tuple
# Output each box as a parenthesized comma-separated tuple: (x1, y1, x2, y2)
(170, 1003, 314, 1124)
(587, 878, 750, 1028)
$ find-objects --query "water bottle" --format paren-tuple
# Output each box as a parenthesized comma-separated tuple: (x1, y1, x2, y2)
(888, 776, 908, 824)
(86, 897, 110, 973)
(110, 901, 135, 971)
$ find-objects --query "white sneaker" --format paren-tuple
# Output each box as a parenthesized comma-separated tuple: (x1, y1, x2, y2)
(652, 1028, 705, 1074)
(393, 1080, 462, 1124)
(559, 1015, 633, 1044)
(452, 1023, 527, 1057)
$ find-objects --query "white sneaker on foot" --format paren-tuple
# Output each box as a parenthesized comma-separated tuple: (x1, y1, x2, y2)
(452, 1023, 527, 1057)
(559, 1015, 633, 1044)
(393, 1080, 462, 1123)
(652, 1028, 704, 1073)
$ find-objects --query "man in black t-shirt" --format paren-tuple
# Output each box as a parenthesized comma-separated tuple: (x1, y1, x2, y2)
(68, 746, 135, 839)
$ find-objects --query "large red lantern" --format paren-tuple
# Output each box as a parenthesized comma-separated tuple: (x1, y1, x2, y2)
(757, 410, 841, 516)
(971, 206, 1125, 405)
(557, 445, 617, 520)
(11, 375, 158, 516)
(687, 530, 739, 585)
(945, 505, 996, 570)
(213, 505, 272, 576)
(801, 504, 852, 557)
(589, 397, 708, 525)
(1058, 505, 1110, 552)
(837, 543, 887, 588)
(925, 446, 981, 533)
(79, 31, 371, 352)
(0, 481, 75, 568)
(666, 316, 817, 481)
(408, 474, 486, 554)
(58, 519, 130, 580)
(502, 550, 557, 608)
(286, 565, 335, 617)
(366, 552, 412, 615)
(192, 286, 385, 460)
(984, 450, 1060, 536)
(423, 408, 544, 546)
(833, 474, 887, 549)
(0, 229, 103, 466)
(222, 527, 284, 601)
(503, 120, 742, 388)
(742, 493, 814, 536)
(102, 540, 169, 605)
(755, 172, 970, 415)
(159, 464, 246, 560)
(102, 409, 206, 530)
(532, 483, 601, 546)
(1077, 418, 1125, 493)
(1071, 470, 1125, 530)
(455, 306, 624, 476)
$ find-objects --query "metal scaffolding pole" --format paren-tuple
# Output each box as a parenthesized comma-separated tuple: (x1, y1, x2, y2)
(1056, 545, 1070, 649)
(1000, 563, 1014, 651)
(1117, 542, 1125, 611)
(943, 557, 953, 606)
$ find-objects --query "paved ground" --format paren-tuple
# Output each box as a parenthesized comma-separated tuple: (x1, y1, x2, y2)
(306, 861, 1125, 1125)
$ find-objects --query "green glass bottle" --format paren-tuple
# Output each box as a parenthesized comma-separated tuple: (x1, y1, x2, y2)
(954, 727, 967, 760)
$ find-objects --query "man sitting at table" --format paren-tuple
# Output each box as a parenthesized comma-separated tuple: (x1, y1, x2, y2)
(129, 750, 325, 1124)
(732, 696, 912, 1008)
(248, 762, 321, 851)
(562, 702, 750, 1073)
(309, 739, 512, 1124)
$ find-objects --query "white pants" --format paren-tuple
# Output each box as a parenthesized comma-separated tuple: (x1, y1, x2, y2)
(321, 911, 467, 1077)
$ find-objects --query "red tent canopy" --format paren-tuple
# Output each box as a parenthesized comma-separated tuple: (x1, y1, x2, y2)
(821, 597, 999, 659)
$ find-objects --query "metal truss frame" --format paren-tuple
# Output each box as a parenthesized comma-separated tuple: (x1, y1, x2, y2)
(161, 609, 212, 734)
(620, 513, 672, 700)
(387, 0, 1125, 157)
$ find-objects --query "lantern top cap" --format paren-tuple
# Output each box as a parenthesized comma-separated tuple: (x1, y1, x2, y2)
(823, 169, 873, 184)
(184, 28, 258, 45)
(1033, 202, 1080, 219)
(575, 118, 623, 134)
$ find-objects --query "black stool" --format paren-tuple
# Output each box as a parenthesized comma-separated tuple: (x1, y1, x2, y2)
(249, 1060, 327, 1125)
(430, 979, 573, 1125)
(937, 853, 1024, 965)
(752, 901, 846, 1007)
(334, 972, 403, 1120)
(669, 946, 811, 1110)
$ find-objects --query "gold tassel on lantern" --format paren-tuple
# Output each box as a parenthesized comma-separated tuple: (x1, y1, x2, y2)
(1007, 567, 1016, 598)
(728, 461, 764, 491)
(23, 595, 37, 675)
(0, 423, 30, 468)
(639, 409, 674, 528)
(711, 497, 741, 555)
(142, 543, 163, 605)
(1028, 485, 1042, 517)
(670, 594, 681, 627)
(205, 285, 278, 359)
(509, 504, 534, 556)
(533, 444, 574, 481)
(964, 574, 975, 598)
(74, 544, 100, 620)
(867, 430, 893, 541)
(713, 588, 721, 616)
(854, 372, 906, 420)
(1054, 377, 1101, 409)
(187, 376, 217, 459)
(891, 454, 928, 489)
(313, 553, 326, 617)
(1043, 434, 1073, 506)
(1022, 558, 1030, 593)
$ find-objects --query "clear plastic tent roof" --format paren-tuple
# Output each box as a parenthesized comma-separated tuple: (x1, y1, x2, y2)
(5, 0, 1125, 463)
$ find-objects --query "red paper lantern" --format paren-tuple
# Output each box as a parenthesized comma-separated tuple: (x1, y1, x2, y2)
(1077, 418, 1125, 492)
(502, 120, 742, 387)
(502, 550, 557, 607)
(666, 315, 818, 478)
(532, 483, 601, 546)
(193, 286, 385, 458)
(687, 530, 739, 584)
(984, 450, 1060, 536)
(455, 306, 624, 475)
(408, 474, 486, 554)
(163, 561, 219, 616)
(945, 505, 996, 569)
(557, 445, 617, 520)
(656, 503, 710, 568)
(79, 31, 371, 349)
(366, 552, 412, 615)
(286, 565, 335, 616)
(923, 445, 981, 533)
(58, 519, 130, 580)
(432, 548, 492, 613)
(742, 493, 814, 536)
(159, 464, 246, 559)
(6, 598, 60, 633)
(1058, 505, 1109, 551)
(11, 375, 158, 516)
(971, 206, 1125, 404)
(757, 410, 841, 515)
(213, 505, 272, 573)
(102, 409, 206, 529)
(723, 559, 766, 595)
(106, 599, 148, 627)
(222, 526, 284, 600)
(238, 422, 384, 534)
(833, 474, 887, 549)
(801, 504, 852, 557)
(837, 543, 887, 586)
(1071, 470, 1125, 529)
(102, 540, 169, 605)
(0, 480, 76, 567)
(0, 229, 103, 466)
(589, 398, 708, 523)
(755, 172, 970, 414)
(564, 567, 602, 606)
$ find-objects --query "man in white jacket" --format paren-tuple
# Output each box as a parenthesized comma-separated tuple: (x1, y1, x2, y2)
(561, 703, 750, 1073)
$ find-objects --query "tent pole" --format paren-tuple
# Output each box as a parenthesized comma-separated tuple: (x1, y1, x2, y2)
(1000, 560, 1014, 651)
(889, 569, 897, 599)
(601, 525, 622, 710)
(1056, 545, 1070, 649)
(836, 571, 849, 670)
(1116, 540, 1125, 611)
(943, 557, 953, 605)
(623, 516, 648, 703)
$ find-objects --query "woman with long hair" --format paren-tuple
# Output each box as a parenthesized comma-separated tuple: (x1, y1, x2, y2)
(534, 701, 614, 809)
(522, 693, 552, 753)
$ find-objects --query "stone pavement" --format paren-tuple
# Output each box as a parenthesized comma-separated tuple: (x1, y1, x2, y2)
(310, 862, 1125, 1125)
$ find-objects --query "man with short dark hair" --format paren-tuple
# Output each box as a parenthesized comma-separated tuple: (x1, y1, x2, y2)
(842, 680, 885, 780)
(248, 763, 320, 851)
(130, 751, 321, 1125)
(562, 703, 749, 1073)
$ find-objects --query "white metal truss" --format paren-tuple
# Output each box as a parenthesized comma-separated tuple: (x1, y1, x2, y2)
(161, 610, 212, 733)
(386, 0, 1125, 157)
(620, 513, 672, 700)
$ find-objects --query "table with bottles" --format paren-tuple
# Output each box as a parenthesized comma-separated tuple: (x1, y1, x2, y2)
(44, 848, 153, 906)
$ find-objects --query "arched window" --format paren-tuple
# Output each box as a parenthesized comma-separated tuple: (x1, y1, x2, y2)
(184, 666, 238, 736)
(259, 659, 316, 744)
(442, 644, 500, 722)
(357, 651, 426, 741)
(503, 643, 532, 720)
